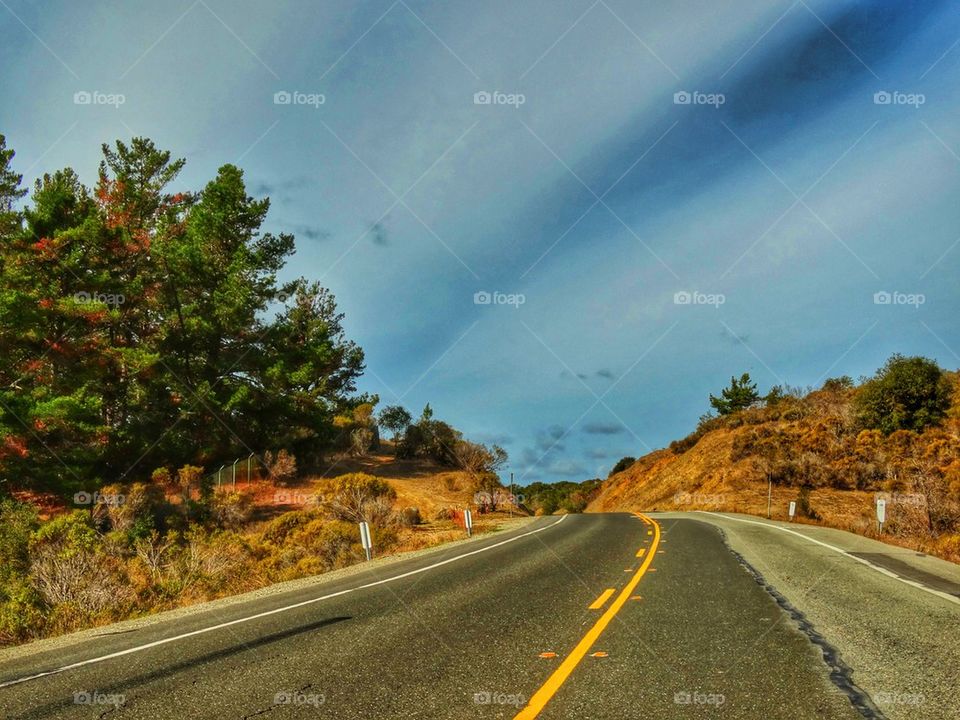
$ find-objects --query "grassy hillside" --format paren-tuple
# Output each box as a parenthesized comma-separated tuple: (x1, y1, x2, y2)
(0, 450, 524, 646)
(590, 365, 960, 563)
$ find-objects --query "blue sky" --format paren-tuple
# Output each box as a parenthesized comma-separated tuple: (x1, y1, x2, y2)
(2, 0, 959, 483)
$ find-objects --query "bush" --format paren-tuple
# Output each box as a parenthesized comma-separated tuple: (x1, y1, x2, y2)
(0, 498, 38, 585)
(210, 490, 255, 530)
(28, 511, 132, 618)
(264, 450, 297, 485)
(317, 473, 396, 526)
(92, 482, 172, 541)
(609, 457, 636, 476)
(177, 464, 206, 500)
(795, 486, 820, 520)
(855, 355, 951, 434)
(398, 507, 422, 527)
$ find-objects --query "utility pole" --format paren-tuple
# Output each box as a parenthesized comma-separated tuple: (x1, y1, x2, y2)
(510, 472, 514, 518)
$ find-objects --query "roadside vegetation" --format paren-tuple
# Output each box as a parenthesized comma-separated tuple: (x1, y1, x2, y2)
(0, 136, 518, 646)
(521, 479, 603, 515)
(593, 355, 960, 561)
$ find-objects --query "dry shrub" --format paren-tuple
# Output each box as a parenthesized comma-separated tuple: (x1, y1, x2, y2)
(434, 507, 455, 521)
(264, 449, 297, 485)
(28, 512, 132, 620)
(398, 507, 422, 527)
(317, 473, 397, 526)
(210, 490, 255, 530)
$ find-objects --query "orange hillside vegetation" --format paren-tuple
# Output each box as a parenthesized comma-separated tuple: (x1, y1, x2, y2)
(589, 372, 960, 562)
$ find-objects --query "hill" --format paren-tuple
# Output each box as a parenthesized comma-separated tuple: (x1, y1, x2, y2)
(0, 449, 525, 646)
(590, 363, 960, 563)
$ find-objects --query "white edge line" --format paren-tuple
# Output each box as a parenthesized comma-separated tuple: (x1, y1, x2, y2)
(0, 515, 568, 688)
(696, 512, 960, 607)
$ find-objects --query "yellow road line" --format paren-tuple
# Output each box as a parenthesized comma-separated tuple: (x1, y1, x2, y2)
(514, 514, 661, 720)
(588, 588, 616, 610)
(636, 548, 646, 558)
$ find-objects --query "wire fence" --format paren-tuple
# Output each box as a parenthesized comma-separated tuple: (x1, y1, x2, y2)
(208, 453, 261, 489)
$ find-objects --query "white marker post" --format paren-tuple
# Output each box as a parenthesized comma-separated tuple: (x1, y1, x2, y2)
(359, 521, 372, 561)
(876, 498, 886, 535)
(788, 501, 796, 522)
(464, 509, 473, 537)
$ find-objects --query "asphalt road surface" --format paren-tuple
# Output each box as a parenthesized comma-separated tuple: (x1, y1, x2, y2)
(0, 512, 957, 719)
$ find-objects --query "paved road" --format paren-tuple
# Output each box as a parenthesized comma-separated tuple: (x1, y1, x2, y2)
(0, 512, 954, 719)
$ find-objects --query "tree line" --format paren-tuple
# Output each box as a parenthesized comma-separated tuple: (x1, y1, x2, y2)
(0, 135, 367, 498)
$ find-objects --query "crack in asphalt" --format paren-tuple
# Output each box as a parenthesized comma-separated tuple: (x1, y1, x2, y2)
(715, 527, 888, 720)
(240, 682, 317, 720)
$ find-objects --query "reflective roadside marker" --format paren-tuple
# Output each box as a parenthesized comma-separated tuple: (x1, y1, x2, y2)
(539, 652, 558, 658)
(788, 501, 796, 521)
(464, 509, 474, 537)
(359, 521, 372, 561)
(589, 652, 608, 658)
(876, 498, 886, 534)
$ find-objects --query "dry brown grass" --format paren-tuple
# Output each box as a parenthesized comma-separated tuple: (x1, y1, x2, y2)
(590, 423, 960, 563)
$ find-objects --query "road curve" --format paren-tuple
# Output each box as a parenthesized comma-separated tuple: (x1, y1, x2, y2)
(1, 512, 948, 719)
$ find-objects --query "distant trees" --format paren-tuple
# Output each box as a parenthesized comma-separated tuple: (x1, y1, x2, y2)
(522, 479, 603, 515)
(709, 373, 760, 415)
(855, 355, 952, 434)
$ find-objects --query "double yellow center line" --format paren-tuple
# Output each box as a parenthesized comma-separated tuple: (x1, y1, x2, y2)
(514, 513, 661, 719)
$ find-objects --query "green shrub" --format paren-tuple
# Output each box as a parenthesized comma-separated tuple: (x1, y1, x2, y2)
(855, 355, 951, 434)
(609, 457, 636, 476)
